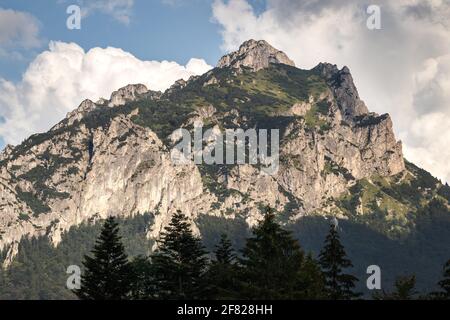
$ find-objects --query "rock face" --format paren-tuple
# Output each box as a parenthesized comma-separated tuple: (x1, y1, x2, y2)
(0, 145, 14, 160)
(65, 99, 98, 126)
(312, 63, 369, 120)
(217, 39, 296, 71)
(0, 40, 408, 267)
(109, 84, 149, 107)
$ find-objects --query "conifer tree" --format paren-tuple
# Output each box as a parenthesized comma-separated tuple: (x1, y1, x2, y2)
(215, 234, 236, 264)
(151, 210, 208, 299)
(129, 255, 156, 300)
(75, 217, 131, 300)
(391, 275, 417, 299)
(239, 206, 305, 299)
(374, 275, 417, 300)
(438, 259, 450, 299)
(205, 234, 239, 299)
(295, 253, 327, 299)
(319, 223, 360, 300)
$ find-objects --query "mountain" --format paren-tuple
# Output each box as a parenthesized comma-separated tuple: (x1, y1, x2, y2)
(0, 40, 449, 298)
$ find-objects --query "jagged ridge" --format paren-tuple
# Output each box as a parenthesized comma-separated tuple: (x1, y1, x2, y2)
(0, 40, 448, 270)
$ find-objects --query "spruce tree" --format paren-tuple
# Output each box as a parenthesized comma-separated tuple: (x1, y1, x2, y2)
(374, 275, 417, 300)
(215, 234, 236, 264)
(438, 259, 450, 299)
(129, 255, 156, 299)
(75, 217, 131, 300)
(205, 234, 239, 299)
(319, 223, 360, 300)
(295, 253, 326, 299)
(239, 206, 305, 299)
(151, 210, 208, 299)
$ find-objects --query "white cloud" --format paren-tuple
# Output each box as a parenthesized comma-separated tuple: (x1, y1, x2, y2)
(403, 54, 450, 181)
(0, 8, 41, 48)
(212, 0, 450, 182)
(0, 41, 212, 146)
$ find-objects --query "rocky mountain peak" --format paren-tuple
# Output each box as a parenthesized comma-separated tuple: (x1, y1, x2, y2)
(0, 144, 14, 160)
(312, 62, 369, 120)
(171, 79, 187, 90)
(0, 40, 425, 270)
(75, 99, 96, 113)
(217, 39, 295, 72)
(62, 99, 97, 127)
(109, 83, 148, 107)
(312, 62, 340, 79)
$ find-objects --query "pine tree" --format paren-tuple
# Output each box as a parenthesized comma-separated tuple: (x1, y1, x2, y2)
(129, 255, 156, 299)
(319, 223, 360, 300)
(392, 275, 417, 299)
(205, 234, 239, 299)
(75, 217, 131, 300)
(239, 206, 305, 299)
(295, 253, 327, 299)
(151, 210, 208, 299)
(438, 259, 450, 299)
(215, 234, 236, 264)
(374, 275, 417, 300)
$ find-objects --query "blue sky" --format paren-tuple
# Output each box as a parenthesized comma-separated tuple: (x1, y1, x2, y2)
(0, 0, 267, 150)
(0, 0, 230, 82)
(0, 0, 268, 82)
(0, 0, 246, 151)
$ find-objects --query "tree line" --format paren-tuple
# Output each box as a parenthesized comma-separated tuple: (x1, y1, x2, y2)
(74, 207, 450, 300)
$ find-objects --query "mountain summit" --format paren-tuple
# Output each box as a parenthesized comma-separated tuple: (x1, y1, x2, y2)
(217, 39, 295, 71)
(0, 41, 449, 295)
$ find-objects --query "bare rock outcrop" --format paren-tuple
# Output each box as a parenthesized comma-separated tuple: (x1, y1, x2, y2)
(109, 84, 148, 107)
(66, 99, 97, 125)
(217, 39, 295, 72)
(312, 63, 369, 120)
(0, 40, 408, 267)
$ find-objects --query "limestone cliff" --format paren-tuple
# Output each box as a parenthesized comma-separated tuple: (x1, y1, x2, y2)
(217, 39, 295, 71)
(0, 40, 419, 267)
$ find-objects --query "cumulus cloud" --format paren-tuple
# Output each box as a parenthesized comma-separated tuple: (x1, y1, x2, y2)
(0, 41, 212, 146)
(403, 54, 450, 181)
(0, 8, 41, 49)
(212, 0, 450, 182)
(413, 55, 450, 116)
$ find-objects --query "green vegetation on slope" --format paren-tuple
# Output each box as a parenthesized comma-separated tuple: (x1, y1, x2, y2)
(0, 213, 153, 299)
(334, 159, 450, 239)
(1, 206, 448, 299)
(131, 64, 329, 140)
